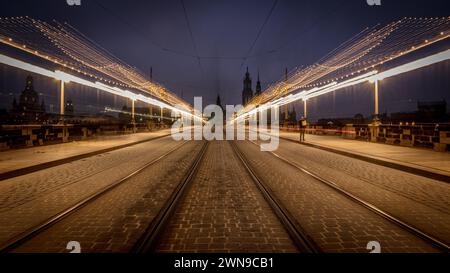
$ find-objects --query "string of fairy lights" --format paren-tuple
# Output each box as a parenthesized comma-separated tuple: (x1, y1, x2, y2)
(0, 16, 191, 112)
(0, 16, 448, 122)
(240, 17, 449, 117)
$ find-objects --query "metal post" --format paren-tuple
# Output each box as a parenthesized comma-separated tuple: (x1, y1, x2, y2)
(59, 80, 65, 122)
(304, 99, 308, 119)
(131, 99, 136, 132)
(284, 67, 289, 124)
(160, 107, 163, 122)
(284, 104, 288, 121)
(131, 99, 135, 122)
(370, 80, 381, 142)
(374, 80, 379, 118)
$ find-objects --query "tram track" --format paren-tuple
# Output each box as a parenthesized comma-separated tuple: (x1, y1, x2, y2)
(243, 138, 449, 252)
(0, 140, 189, 253)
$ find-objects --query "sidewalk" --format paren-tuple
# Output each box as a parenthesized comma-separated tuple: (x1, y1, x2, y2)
(278, 130, 450, 182)
(0, 129, 172, 179)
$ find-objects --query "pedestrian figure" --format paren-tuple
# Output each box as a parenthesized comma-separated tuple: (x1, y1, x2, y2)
(299, 116, 307, 142)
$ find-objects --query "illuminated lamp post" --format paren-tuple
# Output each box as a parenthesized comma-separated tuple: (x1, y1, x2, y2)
(160, 106, 164, 127)
(59, 80, 65, 120)
(131, 98, 136, 132)
(369, 79, 382, 142)
(55, 72, 71, 124)
(55, 72, 71, 142)
(303, 98, 308, 119)
(374, 79, 379, 121)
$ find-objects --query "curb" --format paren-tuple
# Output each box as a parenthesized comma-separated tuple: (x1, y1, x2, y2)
(279, 136, 450, 184)
(0, 133, 171, 181)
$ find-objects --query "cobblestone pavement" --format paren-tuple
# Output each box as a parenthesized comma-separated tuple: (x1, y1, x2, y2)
(263, 138, 450, 244)
(12, 141, 204, 253)
(0, 136, 184, 245)
(0, 129, 172, 175)
(156, 141, 298, 253)
(278, 131, 450, 175)
(235, 140, 439, 253)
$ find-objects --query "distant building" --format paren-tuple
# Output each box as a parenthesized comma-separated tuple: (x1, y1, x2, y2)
(216, 94, 224, 112)
(280, 106, 298, 126)
(314, 100, 449, 126)
(10, 75, 46, 124)
(65, 99, 74, 115)
(255, 72, 262, 96)
(242, 67, 253, 106)
(417, 100, 447, 122)
(242, 68, 264, 106)
(289, 107, 297, 124)
(119, 105, 171, 124)
(214, 94, 226, 122)
(317, 117, 359, 127)
(389, 100, 448, 124)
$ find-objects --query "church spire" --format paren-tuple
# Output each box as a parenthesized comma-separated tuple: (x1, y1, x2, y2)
(255, 70, 262, 96)
(242, 67, 253, 105)
(216, 93, 223, 110)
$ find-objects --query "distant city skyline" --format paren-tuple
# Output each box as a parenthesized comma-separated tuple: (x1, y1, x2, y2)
(0, 0, 449, 121)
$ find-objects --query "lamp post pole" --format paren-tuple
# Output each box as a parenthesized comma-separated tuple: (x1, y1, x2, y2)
(374, 80, 379, 120)
(131, 99, 136, 132)
(59, 80, 65, 122)
(131, 99, 135, 122)
(370, 80, 381, 142)
(303, 99, 308, 119)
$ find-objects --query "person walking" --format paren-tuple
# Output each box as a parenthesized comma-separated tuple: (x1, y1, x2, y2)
(299, 116, 307, 142)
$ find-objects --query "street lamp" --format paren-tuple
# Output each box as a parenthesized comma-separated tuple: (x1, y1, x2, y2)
(303, 97, 309, 119)
(54, 71, 71, 123)
(369, 78, 382, 122)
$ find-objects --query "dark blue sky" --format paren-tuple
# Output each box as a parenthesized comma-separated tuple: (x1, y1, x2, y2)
(1, 0, 449, 120)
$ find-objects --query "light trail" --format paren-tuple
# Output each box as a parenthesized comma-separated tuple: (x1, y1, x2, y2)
(368, 49, 450, 82)
(234, 49, 450, 121)
(0, 17, 191, 110)
(103, 107, 176, 121)
(0, 53, 204, 122)
(240, 17, 449, 111)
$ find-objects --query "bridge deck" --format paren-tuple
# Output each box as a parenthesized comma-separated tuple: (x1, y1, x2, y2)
(0, 129, 172, 178)
(2, 129, 449, 181)
(279, 131, 450, 179)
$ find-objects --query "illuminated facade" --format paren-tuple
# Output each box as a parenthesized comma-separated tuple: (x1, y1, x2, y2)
(10, 75, 46, 123)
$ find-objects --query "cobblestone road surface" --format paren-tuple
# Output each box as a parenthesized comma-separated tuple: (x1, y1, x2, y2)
(263, 138, 450, 244)
(12, 141, 204, 253)
(156, 141, 298, 253)
(0, 136, 184, 245)
(1, 136, 446, 253)
(235, 140, 439, 253)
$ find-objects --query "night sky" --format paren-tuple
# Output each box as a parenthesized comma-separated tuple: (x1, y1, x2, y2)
(0, 0, 449, 121)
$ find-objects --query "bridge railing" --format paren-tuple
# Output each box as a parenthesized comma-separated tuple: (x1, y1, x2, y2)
(280, 123, 450, 152)
(0, 122, 169, 151)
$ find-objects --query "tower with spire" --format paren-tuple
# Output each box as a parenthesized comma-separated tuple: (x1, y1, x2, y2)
(255, 71, 262, 96)
(242, 67, 253, 106)
(10, 75, 46, 123)
(216, 94, 224, 112)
